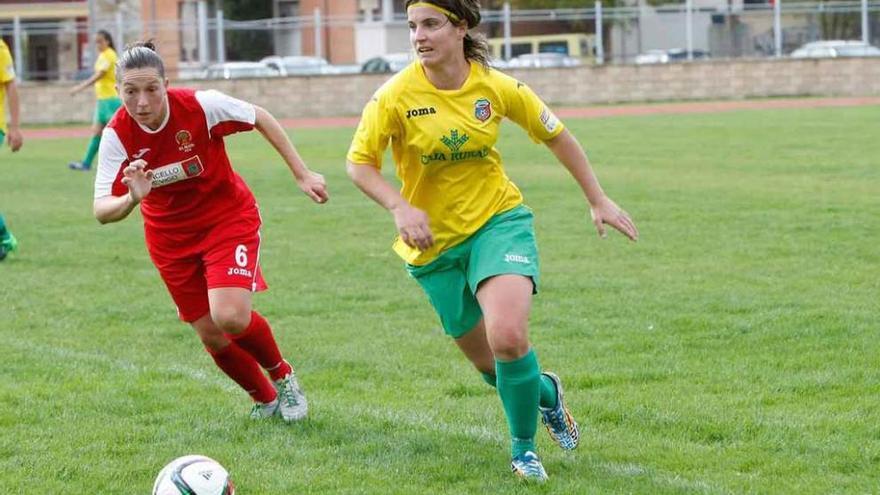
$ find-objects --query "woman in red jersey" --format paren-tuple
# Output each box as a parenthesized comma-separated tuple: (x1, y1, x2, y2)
(94, 41, 328, 422)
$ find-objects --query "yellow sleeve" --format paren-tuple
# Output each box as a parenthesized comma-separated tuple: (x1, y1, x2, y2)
(0, 42, 15, 83)
(502, 79, 565, 144)
(346, 91, 397, 169)
(95, 52, 112, 72)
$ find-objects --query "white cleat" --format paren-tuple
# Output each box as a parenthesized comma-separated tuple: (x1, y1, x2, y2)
(249, 398, 279, 420)
(274, 372, 308, 422)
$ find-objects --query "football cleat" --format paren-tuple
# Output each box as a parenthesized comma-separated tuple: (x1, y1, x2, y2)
(0, 230, 17, 261)
(249, 398, 279, 420)
(273, 372, 308, 422)
(510, 451, 548, 482)
(540, 371, 580, 450)
(68, 161, 90, 171)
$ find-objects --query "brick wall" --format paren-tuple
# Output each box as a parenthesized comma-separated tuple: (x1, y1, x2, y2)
(16, 57, 880, 125)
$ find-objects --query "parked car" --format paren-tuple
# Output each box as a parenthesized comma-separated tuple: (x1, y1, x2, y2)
(321, 63, 362, 75)
(203, 62, 280, 80)
(790, 40, 880, 58)
(361, 52, 414, 74)
(505, 52, 581, 68)
(635, 48, 710, 65)
(260, 55, 328, 76)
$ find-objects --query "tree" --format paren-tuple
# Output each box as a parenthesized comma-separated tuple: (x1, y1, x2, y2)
(222, 0, 273, 61)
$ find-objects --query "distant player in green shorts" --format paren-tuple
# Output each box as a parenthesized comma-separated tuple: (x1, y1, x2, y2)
(347, 0, 639, 482)
(68, 30, 121, 171)
(1, 38, 23, 261)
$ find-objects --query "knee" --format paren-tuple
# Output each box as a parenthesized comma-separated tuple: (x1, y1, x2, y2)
(211, 306, 251, 333)
(487, 320, 530, 360)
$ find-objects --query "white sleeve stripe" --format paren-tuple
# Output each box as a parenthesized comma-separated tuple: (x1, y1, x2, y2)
(94, 128, 127, 199)
(195, 89, 256, 135)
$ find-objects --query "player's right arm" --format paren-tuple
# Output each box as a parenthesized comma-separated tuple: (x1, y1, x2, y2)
(94, 159, 153, 224)
(345, 90, 433, 251)
(93, 128, 153, 224)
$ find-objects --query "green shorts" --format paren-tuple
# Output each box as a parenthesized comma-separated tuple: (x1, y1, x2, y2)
(0, 130, 4, 146)
(95, 97, 122, 126)
(406, 204, 540, 339)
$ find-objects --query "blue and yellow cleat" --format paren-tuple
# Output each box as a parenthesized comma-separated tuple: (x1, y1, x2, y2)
(511, 451, 548, 482)
(0, 230, 17, 261)
(540, 371, 580, 450)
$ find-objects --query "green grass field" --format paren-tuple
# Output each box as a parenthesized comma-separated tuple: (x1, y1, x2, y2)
(1, 105, 877, 494)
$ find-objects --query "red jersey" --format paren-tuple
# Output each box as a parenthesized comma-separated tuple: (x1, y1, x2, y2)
(95, 87, 257, 232)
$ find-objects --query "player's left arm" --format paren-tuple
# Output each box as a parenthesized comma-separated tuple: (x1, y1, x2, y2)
(545, 130, 638, 242)
(253, 105, 328, 204)
(4, 79, 22, 152)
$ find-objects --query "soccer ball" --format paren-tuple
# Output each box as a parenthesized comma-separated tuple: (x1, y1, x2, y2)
(152, 455, 235, 495)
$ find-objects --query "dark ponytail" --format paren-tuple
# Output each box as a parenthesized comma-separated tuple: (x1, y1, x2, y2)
(116, 40, 165, 81)
(97, 30, 115, 50)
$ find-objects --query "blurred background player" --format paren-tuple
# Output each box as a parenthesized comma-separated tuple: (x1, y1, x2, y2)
(93, 41, 329, 421)
(0, 38, 23, 261)
(347, 0, 638, 482)
(68, 30, 121, 172)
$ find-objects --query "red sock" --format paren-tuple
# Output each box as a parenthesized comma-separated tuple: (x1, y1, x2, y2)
(208, 341, 277, 403)
(228, 311, 292, 381)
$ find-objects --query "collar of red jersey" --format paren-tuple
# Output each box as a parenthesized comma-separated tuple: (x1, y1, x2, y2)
(136, 97, 171, 135)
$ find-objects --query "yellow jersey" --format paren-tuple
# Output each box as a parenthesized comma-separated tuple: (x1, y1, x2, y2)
(347, 61, 564, 265)
(94, 48, 118, 99)
(0, 39, 16, 134)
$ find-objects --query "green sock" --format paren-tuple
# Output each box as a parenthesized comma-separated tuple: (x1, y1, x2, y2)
(83, 135, 101, 167)
(481, 370, 558, 409)
(496, 349, 541, 457)
(0, 213, 7, 236)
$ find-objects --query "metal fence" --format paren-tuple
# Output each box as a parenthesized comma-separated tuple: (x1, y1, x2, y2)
(1, 1, 878, 81)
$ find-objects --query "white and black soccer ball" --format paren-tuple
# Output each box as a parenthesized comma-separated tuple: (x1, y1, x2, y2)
(152, 455, 235, 495)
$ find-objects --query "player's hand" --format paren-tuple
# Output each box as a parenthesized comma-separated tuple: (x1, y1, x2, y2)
(6, 128, 22, 152)
(296, 170, 329, 204)
(391, 203, 434, 251)
(121, 159, 154, 203)
(589, 196, 638, 241)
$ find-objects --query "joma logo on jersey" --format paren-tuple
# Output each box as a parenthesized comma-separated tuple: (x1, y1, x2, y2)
(227, 267, 253, 277)
(504, 254, 531, 264)
(406, 106, 436, 119)
(132, 148, 150, 159)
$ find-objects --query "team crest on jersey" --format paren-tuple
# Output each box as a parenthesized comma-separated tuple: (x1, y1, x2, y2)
(474, 98, 492, 122)
(175, 130, 195, 153)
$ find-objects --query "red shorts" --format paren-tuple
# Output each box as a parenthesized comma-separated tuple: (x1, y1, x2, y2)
(146, 208, 268, 322)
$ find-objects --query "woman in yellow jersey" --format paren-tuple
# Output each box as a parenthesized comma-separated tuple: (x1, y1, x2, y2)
(347, 0, 639, 482)
(1, 38, 22, 261)
(68, 30, 121, 171)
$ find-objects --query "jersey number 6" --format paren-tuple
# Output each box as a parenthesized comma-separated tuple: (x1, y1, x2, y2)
(235, 245, 248, 268)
